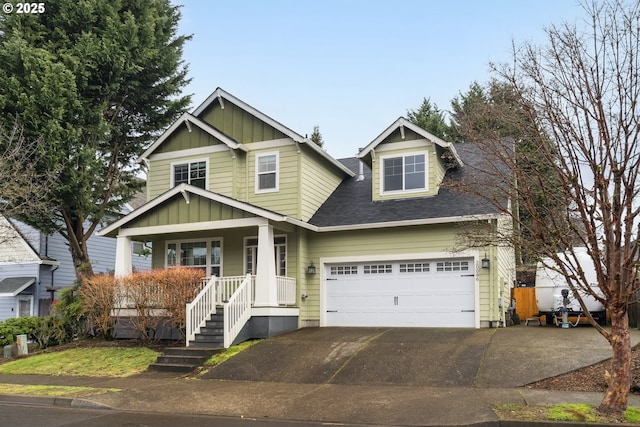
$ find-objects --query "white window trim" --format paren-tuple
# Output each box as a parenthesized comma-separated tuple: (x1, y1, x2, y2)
(379, 151, 428, 196)
(243, 234, 287, 276)
(255, 152, 279, 194)
(170, 158, 209, 190)
(16, 295, 33, 318)
(164, 237, 223, 277)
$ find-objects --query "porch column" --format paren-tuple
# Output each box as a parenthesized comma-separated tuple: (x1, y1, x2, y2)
(254, 223, 278, 306)
(114, 235, 132, 278)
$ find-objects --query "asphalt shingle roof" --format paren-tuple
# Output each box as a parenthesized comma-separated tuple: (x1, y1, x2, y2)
(309, 142, 501, 227)
(0, 277, 36, 296)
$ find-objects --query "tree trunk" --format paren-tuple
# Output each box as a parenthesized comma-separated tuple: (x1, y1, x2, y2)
(63, 212, 95, 283)
(599, 304, 632, 415)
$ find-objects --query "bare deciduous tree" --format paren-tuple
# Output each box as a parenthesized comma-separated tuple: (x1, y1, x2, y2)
(0, 123, 58, 243)
(452, 0, 640, 416)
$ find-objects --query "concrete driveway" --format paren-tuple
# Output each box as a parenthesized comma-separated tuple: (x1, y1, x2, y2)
(201, 325, 640, 388)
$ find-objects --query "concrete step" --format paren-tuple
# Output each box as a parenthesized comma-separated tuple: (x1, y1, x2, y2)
(148, 347, 222, 373)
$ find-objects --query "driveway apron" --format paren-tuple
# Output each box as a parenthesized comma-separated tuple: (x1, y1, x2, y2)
(202, 327, 496, 387)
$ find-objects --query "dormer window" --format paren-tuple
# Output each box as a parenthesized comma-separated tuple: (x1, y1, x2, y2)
(172, 159, 207, 189)
(256, 152, 279, 193)
(382, 153, 426, 193)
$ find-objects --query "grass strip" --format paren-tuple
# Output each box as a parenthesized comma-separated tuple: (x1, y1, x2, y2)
(0, 383, 121, 398)
(0, 347, 159, 377)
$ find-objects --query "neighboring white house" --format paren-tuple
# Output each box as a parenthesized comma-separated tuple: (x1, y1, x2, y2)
(0, 199, 151, 320)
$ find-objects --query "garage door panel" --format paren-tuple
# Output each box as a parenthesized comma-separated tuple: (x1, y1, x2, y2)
(325, 258, 475, 328)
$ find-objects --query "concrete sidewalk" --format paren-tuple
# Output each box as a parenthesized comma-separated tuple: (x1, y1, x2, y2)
(3, 373, 640, 426)
(1, 325, 639, 426)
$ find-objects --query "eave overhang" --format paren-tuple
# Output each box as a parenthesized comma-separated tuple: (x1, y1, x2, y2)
(193, 88, 354, 177)
(138, 112, 248, 163)
(357, 117, 463, 167)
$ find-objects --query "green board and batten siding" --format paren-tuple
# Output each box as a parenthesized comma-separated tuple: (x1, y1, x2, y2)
(199, 101, 287, 144)
(126, 194, 256, 229)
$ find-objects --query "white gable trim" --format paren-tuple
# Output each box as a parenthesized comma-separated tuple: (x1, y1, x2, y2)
(357, 117, 463, 167)
(0, 217, 42, 264)
(194, 88, 306, 143)
(97, 184, 292, 237)
(193, 88, 354, 177)
(138, 113, 248, 162)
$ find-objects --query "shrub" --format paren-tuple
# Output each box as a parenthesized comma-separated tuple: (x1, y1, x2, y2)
(31, 316, 67, 349)
(152, 267, 204, 340)
(55, 286, 87, 339)
(78, 274, 122, 339)
(122, 268, 204, 343)
(0, 316, 39, 347)
(122, 271, 165, 343)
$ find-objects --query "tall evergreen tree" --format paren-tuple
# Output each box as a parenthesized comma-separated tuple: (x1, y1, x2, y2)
(0, 0, 191, 279)
(310, 125, 324, 147)
(406, 97, 451, 141)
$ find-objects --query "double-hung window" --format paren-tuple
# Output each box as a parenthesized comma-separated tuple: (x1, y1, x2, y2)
(255, 152, 278, 193)
(172, 160, 207, 189)
(382, 153, 426, 193)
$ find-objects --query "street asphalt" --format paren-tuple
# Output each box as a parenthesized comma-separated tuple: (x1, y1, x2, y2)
(1, 324, 640, 426)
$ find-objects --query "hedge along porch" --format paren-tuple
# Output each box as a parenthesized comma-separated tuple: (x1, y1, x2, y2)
(100, 184, 303, 344)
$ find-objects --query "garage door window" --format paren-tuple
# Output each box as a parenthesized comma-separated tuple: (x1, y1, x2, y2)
(330, 265, 358, 275)
(400, 262, 430, 273)
(436, 261, 469, 272)
(364, 264, 393, 274)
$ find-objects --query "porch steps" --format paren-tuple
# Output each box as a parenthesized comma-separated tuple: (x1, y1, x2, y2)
(189, 312, 225, 348)
(149, 347, 222, 373)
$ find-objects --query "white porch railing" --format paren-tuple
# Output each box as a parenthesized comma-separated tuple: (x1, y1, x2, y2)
(186, 276, 218, 346)
(186, 274, 297, 347)
(276, 276, 297, 305)
(223, 273, 252, 348)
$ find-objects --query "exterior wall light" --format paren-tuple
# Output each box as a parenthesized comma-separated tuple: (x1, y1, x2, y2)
(307, 261, 316, 275)
(481, 254, 490, 269)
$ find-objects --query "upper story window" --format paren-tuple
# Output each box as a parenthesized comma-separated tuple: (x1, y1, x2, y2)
(172, 160, 207, 189)
(255, 152, 279, 193)
(382, 153, 426, 193)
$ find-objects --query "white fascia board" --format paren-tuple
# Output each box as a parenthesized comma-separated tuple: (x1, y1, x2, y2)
(314, 213, 502, 233)
(0, 278, 36, 297)
(97, 184, 288, 237)
(357, 117, 463, 167)
(0, 217, 41, 263)
(193, 88, 354, 177)
(138, 113, 246, 163)
(300, 138, 356, 177)
(194, 88, 306, 143)
(119, 217, 268, 238)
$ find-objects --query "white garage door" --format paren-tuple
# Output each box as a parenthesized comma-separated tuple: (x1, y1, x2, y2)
(325, 259, 475, 327)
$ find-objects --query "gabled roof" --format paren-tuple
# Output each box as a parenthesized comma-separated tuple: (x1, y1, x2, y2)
(138, 112, 248, 163)
(0, 277, 36, 296)
(310, 142, 502, 229)
(97, 183, 314, 237)
(0, 217, 58, 265)
(191, 88, 354, 177)
(357, 117, 463, 167)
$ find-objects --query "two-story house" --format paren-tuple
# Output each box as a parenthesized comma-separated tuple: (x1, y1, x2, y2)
(98, 88, 515, 347)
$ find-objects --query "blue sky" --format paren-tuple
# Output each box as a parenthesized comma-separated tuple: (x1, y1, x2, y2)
(177, 1, 585, 159)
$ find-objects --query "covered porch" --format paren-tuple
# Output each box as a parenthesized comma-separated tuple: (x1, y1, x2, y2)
(97, 185, 306, 346)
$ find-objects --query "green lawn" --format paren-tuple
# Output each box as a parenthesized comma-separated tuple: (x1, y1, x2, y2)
(0, 347, 159, 377)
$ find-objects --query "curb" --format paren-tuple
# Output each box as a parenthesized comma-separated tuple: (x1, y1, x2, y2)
(0, 394, 112, 410)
